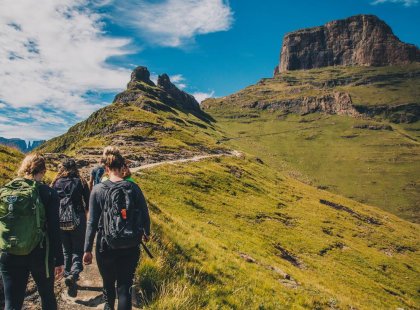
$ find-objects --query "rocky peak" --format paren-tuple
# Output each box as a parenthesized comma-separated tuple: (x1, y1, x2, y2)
(113, 66, 206, 119)
(128, 66, 155, 87)
(157, 73, 177, 91)
(276, 14, 420, 74)
(157, 73, 201, 112)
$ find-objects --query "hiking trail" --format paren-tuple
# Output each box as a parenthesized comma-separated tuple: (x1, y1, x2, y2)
(23, 150, 241, 309)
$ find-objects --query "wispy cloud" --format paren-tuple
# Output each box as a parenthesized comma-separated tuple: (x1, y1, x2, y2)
(192, 91, 215, 103)
(170, 74, 187, 89)
(116, 0, 234, 47)
(371, 0, 418, 6)
(0, 0, 132, 139)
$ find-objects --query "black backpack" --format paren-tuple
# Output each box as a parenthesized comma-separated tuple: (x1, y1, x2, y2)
(101, 180, 143, 250)
(57, 178, 81, 231)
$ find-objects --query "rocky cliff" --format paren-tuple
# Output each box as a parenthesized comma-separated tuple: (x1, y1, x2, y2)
(276, 15, 420, 73)
(0, 137, 45, 153)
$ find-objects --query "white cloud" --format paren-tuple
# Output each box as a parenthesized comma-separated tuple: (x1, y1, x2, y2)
(371, 0, 418, 6)
(192, 91, 215, 103)
(117, 0, 234, 47)
(170, 74, 187, 89)
(0, 0, 132, 139)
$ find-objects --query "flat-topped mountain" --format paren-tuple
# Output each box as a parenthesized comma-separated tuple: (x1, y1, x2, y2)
(275, 15, 420, 74)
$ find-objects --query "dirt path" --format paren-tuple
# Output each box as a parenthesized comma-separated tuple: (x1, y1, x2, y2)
(47, 151, 240, 309)
(131, 151, 241, 173)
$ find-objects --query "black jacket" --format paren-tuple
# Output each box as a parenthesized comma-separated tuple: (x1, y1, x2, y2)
(38, 183, 64, 267)
(53, 177, 90, 213)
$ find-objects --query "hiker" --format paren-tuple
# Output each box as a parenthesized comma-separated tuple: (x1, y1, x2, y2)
(101, 160, 135, 183)
(83, 146, 150, 310)
(51, 159, 90, 297)
(89, 161, 105, 190)
(0, 153, 64, 310)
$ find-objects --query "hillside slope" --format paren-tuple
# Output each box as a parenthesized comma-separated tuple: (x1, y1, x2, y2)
(202, 65, 420, 222)
(135, 156, 419, 309)
(38, 67, 227, 172)
(0, 145, 23, 185)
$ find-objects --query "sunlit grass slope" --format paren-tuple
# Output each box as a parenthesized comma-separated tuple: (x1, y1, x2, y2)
(134, 156, 419, 309)
(38, 81, 226, 158)
(0, 145, 23, 185)
(208, 110, 420, 223)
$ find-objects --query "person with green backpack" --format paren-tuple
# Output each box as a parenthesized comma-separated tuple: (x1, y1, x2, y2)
(0, 153, 64, 310)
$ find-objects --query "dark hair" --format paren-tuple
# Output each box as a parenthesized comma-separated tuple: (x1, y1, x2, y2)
(51, 158, 82, 186)
(102, 146, 125, 170)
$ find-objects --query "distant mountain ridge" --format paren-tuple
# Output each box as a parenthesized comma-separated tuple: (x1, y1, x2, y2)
(275, 14, 420, 74)
(0, 137, 45, 153)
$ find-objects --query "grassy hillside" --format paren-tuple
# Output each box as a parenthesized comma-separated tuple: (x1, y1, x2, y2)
(38, 80, 226, 164)
(134, 156, 419, 309)
(203, 65, 420, 223)
(0, 145, 23, 185)
(205, 64, 420, 110)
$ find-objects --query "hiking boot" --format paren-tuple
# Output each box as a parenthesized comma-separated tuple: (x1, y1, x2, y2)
(64, 275, 77, 298)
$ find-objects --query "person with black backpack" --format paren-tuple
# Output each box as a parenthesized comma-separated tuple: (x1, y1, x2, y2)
(52, 159, 90, 297)
(0, 153, 64, 310)
(83, 146, 150, 310)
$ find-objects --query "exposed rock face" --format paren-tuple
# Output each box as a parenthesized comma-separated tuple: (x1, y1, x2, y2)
(127, 66, 155, 87)
(277, 15, 420, 73)
(245, 92, 359, 117)
(157, 74, 201, 112)
(114, 66, 211, 122)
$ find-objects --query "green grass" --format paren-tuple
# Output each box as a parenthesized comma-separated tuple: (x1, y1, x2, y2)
(207, 111, 420, 223)
(38, 100, 226, 158)
(203, 64, 420, 111)
(0, 145, 23, 185)
(134, 156, 419, 309)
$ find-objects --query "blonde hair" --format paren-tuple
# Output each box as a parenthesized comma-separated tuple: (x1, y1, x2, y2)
(102, 146, 125, 170)
(18, 153, 46, 177)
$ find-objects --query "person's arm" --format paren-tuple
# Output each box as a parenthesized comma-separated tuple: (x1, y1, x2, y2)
(84, 187, 101, 253)
(42, 185, 64, 267)
(136, 186, 151, 238)
(81, 179, 90, 212)
(88, 174, 94, 191)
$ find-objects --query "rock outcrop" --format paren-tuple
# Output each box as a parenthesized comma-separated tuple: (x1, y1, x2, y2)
(238, 92, 359, 117)
(276, 15, 420, 73)
(115, 66, 205, 118)
(157, 74, 201, 112)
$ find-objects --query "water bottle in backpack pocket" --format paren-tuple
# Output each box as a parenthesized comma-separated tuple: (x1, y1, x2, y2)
(57, 179, 81, 231)
(101, 180, 143, 250)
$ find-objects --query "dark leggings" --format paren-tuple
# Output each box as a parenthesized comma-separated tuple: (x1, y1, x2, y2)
(61, 215, 86, 279)
(96, 240, 140, 310)
(0, 244, 56, 310)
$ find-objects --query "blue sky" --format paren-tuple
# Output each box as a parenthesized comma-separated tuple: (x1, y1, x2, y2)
(0, 0, 419, 140)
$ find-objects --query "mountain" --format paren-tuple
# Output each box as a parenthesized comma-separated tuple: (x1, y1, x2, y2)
(38, 66, 225, 174)
(275, 14, 420, 74)
(202, 15, 420, 222)
(0, 137, 46, 153)
(23, 60, 420, 308)
(0, 144, 23, 185)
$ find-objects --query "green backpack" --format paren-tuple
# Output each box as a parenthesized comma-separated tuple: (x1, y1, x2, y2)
(0, 178, 46, 255)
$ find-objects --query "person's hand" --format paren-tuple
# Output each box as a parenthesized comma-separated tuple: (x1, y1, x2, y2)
(83, 252, 93, 265)
(142, 234, 150, 243)
(54, 265, 64, 281)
